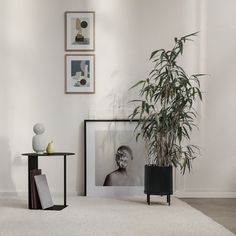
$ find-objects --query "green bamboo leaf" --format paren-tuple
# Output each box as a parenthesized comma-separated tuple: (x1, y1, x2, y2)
(196, 87, 202, 100)
(150, 49, 165, 60)
(194, 73, 206, 77)
(181, 31, 199, 39)
(135, 132, 141, 142)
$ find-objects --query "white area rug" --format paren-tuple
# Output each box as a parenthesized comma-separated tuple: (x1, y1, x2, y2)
(0, 196, 235, 236)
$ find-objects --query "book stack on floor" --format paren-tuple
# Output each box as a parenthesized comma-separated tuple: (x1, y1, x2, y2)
(30, 170, 54, 210)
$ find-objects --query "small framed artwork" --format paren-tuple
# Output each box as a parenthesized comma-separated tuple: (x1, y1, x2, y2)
(65, 54, 95, 94)
(84, 120, 146, 197)
(65, 11, 95, 51)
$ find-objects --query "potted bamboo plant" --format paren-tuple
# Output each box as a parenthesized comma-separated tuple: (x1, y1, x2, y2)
(129, 32, 204, 205)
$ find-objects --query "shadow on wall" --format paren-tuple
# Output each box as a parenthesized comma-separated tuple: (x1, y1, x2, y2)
(0, 136, 16, 196)
(76, 122, 85, 195)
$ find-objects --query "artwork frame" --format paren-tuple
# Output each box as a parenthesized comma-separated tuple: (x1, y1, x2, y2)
(65, 11, 95, 51)
(84, 119, 146, 197)
(65, 54, 95, 94)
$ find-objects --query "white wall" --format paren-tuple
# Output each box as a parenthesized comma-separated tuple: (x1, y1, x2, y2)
(0, 0, 235, 197)
(176, 0, 236, 197)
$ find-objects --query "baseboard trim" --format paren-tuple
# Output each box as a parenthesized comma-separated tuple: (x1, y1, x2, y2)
(174, 191, 236, 198)
(1, 191, 236, 198)
(0, 191, 19, 197)
(0, 191, 79, 198)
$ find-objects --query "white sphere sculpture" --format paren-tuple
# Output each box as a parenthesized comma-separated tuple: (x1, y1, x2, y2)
(33, 123, 45, 135)
(32, 123, 46, 154)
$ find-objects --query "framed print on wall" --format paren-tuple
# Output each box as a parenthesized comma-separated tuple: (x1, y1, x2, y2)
(84, 120, 146, 197)
(65, 54, 95, 94)
(65, 11, 95, 51)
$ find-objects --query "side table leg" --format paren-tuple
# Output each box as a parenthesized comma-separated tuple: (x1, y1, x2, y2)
(147, 194, 150, 205)
(167, 195, 171, 206)
(64, 155, 67, 206)
(28, 156, 38, 209)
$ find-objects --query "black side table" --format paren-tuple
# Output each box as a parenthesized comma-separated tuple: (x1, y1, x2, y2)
(22, 152, 75, 210)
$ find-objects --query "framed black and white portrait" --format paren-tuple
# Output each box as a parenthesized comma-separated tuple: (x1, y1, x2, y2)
(84, 120, 146, 197)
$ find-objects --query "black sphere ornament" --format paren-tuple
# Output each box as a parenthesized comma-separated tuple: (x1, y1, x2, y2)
(80, 79, 87, 85)
(81, 21, 88, 28)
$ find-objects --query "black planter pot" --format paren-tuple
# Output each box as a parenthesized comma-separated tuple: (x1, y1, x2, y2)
(144, 165, 173, 205)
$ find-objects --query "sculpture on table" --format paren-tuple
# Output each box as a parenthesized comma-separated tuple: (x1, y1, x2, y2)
(32, 123, 46, 154)
(46, 141, 55, 154)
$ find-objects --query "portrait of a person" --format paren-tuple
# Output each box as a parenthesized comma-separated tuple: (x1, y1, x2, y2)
(103, 145, 141, 186)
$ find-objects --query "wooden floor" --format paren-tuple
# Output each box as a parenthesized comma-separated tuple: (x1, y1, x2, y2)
(182, 198, 236, 234)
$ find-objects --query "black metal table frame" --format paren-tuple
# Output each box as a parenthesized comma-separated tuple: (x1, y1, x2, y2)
(23, 152, 75, 211)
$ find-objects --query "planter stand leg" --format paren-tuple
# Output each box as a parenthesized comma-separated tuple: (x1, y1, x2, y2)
(167, 195, 171, 206)
(147, 194, 150, 205)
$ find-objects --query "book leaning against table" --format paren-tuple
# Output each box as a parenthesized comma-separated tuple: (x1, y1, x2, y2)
(34, 174, 54, 209)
